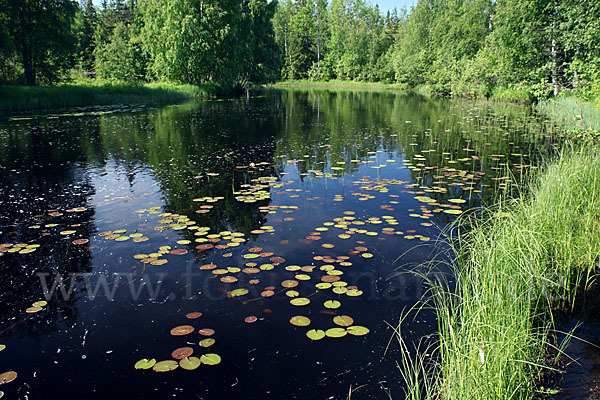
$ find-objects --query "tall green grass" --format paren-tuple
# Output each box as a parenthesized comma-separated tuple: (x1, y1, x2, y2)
(398, 147, 600, 399)
(0, 82, 218, 113)
(537, 97, 600, 131)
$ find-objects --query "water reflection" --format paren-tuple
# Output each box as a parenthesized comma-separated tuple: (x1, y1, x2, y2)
(0, 90, 559, 399)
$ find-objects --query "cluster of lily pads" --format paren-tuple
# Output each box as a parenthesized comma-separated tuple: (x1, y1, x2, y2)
(135, 312, 221, 372)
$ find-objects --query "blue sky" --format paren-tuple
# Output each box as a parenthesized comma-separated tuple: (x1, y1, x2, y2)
(374, 0, 417, 13)
(92, 0, 418, 13)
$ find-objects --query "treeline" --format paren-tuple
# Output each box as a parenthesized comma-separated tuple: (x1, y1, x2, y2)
(0, 0, 279, 88)
(274, 0, 600, 100)
(1, 0, 599, 101)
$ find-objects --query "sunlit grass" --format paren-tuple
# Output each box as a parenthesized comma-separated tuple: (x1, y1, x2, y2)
(398, 146, 600, 399)
(537, 97, 600, 131)
(0, 81, 219, 113)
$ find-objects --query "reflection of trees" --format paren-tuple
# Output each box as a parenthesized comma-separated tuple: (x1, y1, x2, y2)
(96, 99, 284, 235)
(0, 121, 97, 335)
(270, 88, 558, 210)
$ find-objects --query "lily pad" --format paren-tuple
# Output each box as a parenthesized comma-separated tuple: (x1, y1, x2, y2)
(290, 298, 310, 306)
(244, 316, 258, 323)
(171, 347, 194, 360)
(333, 315, 354, 327)
(170, 325, 195, 336)
(325, 328, 347, 338)
(198, 328, 215, 336)
(324, 300, 341, 309)
(0, 371, 17, 384)
(134, 359, 156, 370)
(200, 338, 215, 347)
(179, 356, 201, 370)
(200, 353, 222, 365)
(289, 316, 311, 327)
(306, 329, 326, 341)
(153, 360, 179, 372)
(347, 325, 370, 336)
(186, 312, 203, 319)
(281, 280, 298, 288)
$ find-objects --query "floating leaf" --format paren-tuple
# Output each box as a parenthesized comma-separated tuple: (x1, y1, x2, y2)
(0, 371, 17, 384)
(281, 280, 298, 288)
(200, 354, 221, 365)
(260, 290, 274, 297)
(286, 290, 299, 297)
(290, 298, 310, 306)
(171, 347, 193, 360)
(179, 357, 201, 370)
(361, 253, 374, 259)
(289, 316, 311, 327)
(198, 328, 215, 336)
(170, 325, 195, 336)
(306, 329, 325, 341)
(25, 306, 42, 313)
(72, 239, 89, 245)
(169, 249, 188, 255)
(324, 300, 341, 309)
(333, 315, 354, 327)
(346, 289, 363, 297)
(153, 360, 178, 372)
(228, 288, 249, 297)
(325, 328, 347, 338)
(186, 312, 202, 319)
(315, 282, 332, 289)
(32, 301, 47, 307)
(200, 338, 215, 347)
(244, 316, 258, 323)
(443, 209, 463, 215)
(0, 345, 4, 352)
(134, 359, 156, 370)
(347, 326, 370, 336)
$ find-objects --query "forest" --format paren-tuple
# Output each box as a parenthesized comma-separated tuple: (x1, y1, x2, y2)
(1, 0, 599, 101)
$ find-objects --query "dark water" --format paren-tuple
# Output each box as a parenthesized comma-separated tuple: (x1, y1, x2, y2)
(0, 89, 559, 399)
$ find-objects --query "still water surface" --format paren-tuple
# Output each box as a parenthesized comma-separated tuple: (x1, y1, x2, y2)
(0, 89, 559, 399)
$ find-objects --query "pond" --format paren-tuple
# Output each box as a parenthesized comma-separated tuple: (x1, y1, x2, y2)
(0, 89, 559, 399)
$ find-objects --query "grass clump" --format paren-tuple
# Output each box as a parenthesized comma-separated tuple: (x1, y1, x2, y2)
(0, 81, 218, 113)
(399, 147, 600, 399)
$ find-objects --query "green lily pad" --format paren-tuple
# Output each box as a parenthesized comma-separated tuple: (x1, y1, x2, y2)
(134, 359, 156, 370)
(153, 360, 178, 372)
(315, 282, 332, 289)
(200, 353, 222, 365)
(347, 325, 370, 336)
(324, 300, 341, 309)
(306, 329, 326, 341)
(290, 297, 310, 306)
(325, 328, 347, 338)
(289, 316, 311, 327)
(0, 345, 5, 352)
(229, 288, 249, 297)
(179, 357, 201, 370)
(415, 196, 435, 203)
(443, 209, 463, 215)
(199, 338, 215, 347)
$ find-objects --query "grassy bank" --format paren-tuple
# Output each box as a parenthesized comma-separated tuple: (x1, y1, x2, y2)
(268, 79, 408, 91)
(537, 97, 600, 131)
(402, 147, 600, 399)
(0, 82, 219, 114)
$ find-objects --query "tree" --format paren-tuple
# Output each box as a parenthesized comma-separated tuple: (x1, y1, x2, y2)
(4, 0, 79, 85)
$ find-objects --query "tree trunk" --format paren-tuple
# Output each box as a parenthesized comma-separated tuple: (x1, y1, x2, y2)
(551, 0, 558, 97)
(22, 42, 36, 86)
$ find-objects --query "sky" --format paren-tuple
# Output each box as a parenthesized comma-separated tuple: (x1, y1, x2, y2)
(91, 0, 419, 13)
(374, 0, 417, 13)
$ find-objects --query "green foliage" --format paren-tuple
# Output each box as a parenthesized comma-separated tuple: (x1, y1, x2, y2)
(1, 0, 79, 85)
(95, 22, 146, 82)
